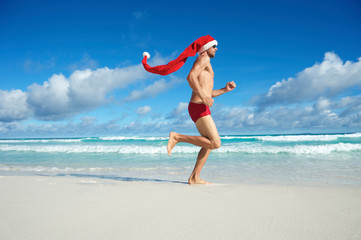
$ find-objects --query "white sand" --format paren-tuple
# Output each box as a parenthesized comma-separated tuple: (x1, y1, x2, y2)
(1, 176, 361, 240)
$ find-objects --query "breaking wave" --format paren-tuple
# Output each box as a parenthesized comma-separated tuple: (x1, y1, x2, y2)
(1, 133, 360, 143)
(1, 143, 361, 155)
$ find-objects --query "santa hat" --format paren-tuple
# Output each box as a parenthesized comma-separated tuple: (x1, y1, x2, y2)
(142, 35, 218, 76)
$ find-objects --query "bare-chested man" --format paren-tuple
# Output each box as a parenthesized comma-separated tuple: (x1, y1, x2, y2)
(141, 35, 236, 184)
(167, 43, 236, 184)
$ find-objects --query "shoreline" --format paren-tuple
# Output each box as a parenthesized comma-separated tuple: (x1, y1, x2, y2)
(2, 172, 361, 188)
(1, 175, 361, 240)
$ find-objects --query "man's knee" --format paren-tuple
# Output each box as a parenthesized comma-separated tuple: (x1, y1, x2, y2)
(211, 138, 221, 149)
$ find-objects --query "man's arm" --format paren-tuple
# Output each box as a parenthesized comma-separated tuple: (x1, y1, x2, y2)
(186, 55, 213, 107)
(212, 81, 236, 98)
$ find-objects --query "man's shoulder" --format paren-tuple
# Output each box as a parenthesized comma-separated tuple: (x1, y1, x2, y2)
(195, 54, 211, 65)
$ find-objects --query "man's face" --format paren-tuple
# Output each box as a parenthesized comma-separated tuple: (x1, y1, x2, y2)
(206, 45, 217, 58)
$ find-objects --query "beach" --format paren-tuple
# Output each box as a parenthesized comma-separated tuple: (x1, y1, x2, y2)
(1, 133, 361, 239)
(1, 175, 361, 240)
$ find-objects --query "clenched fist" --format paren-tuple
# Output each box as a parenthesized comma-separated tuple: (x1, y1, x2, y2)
(225, 81, 236, 92)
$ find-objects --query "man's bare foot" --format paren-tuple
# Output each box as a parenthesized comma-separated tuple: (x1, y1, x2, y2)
(188, 177, 212, 185)
(167, 132, 178, 156)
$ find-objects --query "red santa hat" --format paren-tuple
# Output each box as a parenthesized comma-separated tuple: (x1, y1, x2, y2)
(142, 35, 218, 76)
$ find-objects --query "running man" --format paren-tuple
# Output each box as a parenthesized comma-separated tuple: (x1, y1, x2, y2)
(142, 35, 236, 184)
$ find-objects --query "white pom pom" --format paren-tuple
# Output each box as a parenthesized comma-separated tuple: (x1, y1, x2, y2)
(143, 52, 150, 59)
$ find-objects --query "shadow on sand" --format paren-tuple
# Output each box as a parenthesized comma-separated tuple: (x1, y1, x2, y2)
(37, 173, 188, 185)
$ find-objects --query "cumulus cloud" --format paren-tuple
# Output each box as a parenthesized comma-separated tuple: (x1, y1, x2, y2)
(335, 95, 361, 117)
(0, 89, 32, 122)
(3, 94, 361, 137)
(0, 102, 189, 137)
(68, 65, 147, 107)
(214, 94, 361, 132)
(27, 73, 71, 120)
(166, 102, 191, 126)
(251, 52, 361, 109)
(0, 116, 114, 137)
(1, 65, 152, 122)
(3, 52, 361, 135)
(124, 76, 182, 102)
(172, 102, 188, 116)
(25, 65, 148, 120)
(137, 106, 151, 115)
(0, 53, 171, 122)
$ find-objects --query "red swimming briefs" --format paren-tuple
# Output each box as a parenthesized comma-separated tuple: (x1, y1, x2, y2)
(188, 102, 211, 123)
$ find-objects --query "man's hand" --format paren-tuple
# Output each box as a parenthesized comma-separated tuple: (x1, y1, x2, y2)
(225, 81, 236, 92)
(202, 96, 214, 107)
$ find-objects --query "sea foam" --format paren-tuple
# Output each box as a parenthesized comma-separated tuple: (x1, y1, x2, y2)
(1, 143, 361, 155)
(0, 139, 82, 143)
(254, 133, 361, 142)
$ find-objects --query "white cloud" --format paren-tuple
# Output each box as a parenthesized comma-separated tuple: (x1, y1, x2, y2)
(166, 102, 192, 128)
(213, 94, 361, 133)
(26, 64, 148, 120)
(3, 94, 361, 137)
(137, 106, 151, 115)
(1, 64, 148, 122)
(314, 97, 331, 111)
(1, 53, 171, 123)
(0, 89, 32, 122)
(3, 52, 361, 136)
(68, 65, 147, 109)
(172, 102, 188, 115)
(124, 77, 181, 102)
(334, 95, 361, 117)
(27, 73, 71, 120)
(0, 102, 194, 137)
(252, 52, 361, 109)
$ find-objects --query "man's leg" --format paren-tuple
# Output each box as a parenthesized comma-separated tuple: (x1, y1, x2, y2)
(167, 115, 221, 184)
(167, 116, 221, 155)
(189, 115, 220, 184)
(188, 147, 212, 184)
(167, 133, 212, 155)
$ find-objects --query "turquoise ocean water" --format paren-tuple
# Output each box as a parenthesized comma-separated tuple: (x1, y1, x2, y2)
(1, 133, 361, 186)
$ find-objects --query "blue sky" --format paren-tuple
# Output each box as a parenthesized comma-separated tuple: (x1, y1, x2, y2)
(1, 0, 361, 137)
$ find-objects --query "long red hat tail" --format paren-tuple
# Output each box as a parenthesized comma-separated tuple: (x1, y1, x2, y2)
(142, 35, 217, 76)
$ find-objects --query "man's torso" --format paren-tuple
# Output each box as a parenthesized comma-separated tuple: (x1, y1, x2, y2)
(190, 59, 214, 103)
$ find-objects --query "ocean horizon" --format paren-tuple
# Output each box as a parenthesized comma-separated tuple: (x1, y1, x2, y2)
(1, 132, 361, 186)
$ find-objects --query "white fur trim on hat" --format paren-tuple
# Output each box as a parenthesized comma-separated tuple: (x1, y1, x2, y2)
(143, 52, 150, 59)
(197, 40, 218, 54)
